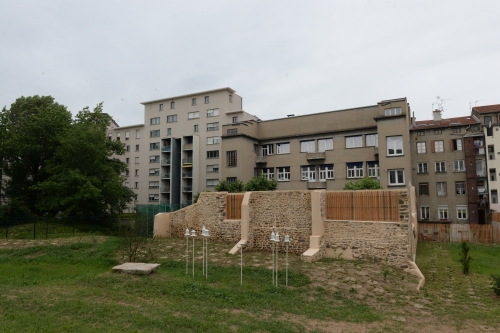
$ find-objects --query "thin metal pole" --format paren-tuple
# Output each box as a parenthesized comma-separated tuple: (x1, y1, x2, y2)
(286, 244, 288, 287)
(186, 236, 189, 274)
(202, 237, 205, 276)
(240, 245, 243, 286)
(276, 242, 278, 287)
(271, 242, 274, 285)
(206, 237, 208, 279)
(192, 237, 195, 279)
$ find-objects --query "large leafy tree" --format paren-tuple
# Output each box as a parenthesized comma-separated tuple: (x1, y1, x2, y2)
(0, 96, 72, 214)
(35, 104, 136, 217)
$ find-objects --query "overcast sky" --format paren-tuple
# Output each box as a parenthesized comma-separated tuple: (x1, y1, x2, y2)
(1, 0, 499, 126)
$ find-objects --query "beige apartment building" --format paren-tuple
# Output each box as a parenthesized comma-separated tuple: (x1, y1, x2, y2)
(221, 98, 413, 191)
(108, 88, 259, 206)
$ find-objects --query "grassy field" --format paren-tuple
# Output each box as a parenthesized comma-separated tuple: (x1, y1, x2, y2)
(0, 234, 499, 333)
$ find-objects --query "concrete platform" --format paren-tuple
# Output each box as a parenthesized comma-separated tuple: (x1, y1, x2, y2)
(112, 263, 160, 275)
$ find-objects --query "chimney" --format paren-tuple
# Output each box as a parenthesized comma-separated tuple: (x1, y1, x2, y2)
(433, 109, 442, 121)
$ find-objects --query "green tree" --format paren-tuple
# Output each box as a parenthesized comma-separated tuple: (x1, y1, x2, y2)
(244, 174, 278, 191)
(214, 180, 229, 192)
(343, 177, 383, 190)
(35, 104, 136, 217)
(0, 96, 72, 214)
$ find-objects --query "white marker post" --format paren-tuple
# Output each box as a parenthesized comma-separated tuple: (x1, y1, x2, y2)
(184, 228, 190, 275)
(284, 235, 290, 287)
(190, 229, 196, 278)
(275, 232, 280, 287)
(270, 231, 275, 285)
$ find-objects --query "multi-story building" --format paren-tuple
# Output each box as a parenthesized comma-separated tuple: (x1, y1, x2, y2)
(410, 110, 479, 223)
(108, 88, 259, 206)
(220, 98, 413, 190)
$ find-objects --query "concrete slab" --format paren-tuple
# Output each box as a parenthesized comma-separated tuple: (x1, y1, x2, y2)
(112, 263, 160, 275)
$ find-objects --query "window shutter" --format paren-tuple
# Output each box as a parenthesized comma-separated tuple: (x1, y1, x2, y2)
(450, 139, 454, 152)
(431, 140, 435, 153)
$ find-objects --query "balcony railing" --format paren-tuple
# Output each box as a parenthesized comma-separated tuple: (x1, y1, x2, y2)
(148, 198, 159, 202)
(149, 172, 159, 177)
(183, 157, 193, 164)
(182, 186, 193, 192)
(306, 152, 326, 160)
(183, 144, 193, 150)
(161, 186, 170, 193)
(161, 146, 171, 152)
(256, 156, 266, 163)
(161, 159, 171, 165)
(148, 185, 159, 189)
(161, 200, 170, 205)
(183, 171, 193, 178)
(161, 173, 170, 179)
(475, 146, 485, 155)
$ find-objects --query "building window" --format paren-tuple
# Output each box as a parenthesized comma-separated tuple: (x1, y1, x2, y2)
(420, 206, 430, 220)
(206, 179, 219, 187)
(207, 150, 219, 159)
(277, 142, 290, 154)
(227, 128, 238, 135)
(170, 101, 175, 109)
(262, 168, 274, 180)
(207, 164, 219, 173)
(489, 145, 495, 160)
(419, 183, 429, 196)
(135, 144, 140, 151)
(318, 138, 333, 152)
(456, 206, 468, 220)
(388, 169, 405, 185)
(125, 157, 130, 164)
(346, 136, 362, 148)
(192, 98, 196, 106)
(385, 107, 401, 116)
(387, 136, 403, 156)
(134, 182, 138, 189)
(490, 168, 497, 181)
(135, 157, 140, 164)
(437, 182, 447, 196)
(319, 164, 334, 180)
(159, 104, 164, 111)
(347, 163, 364, 178)
(149, 194, 159, 202)
(367, 162, 379, 177)
(232, 116, 238, 123)
(417, 131, 425, 136)
(300, 140, 315, 153)
(434, 129, 442, 135)
(125, 182, 129, 187)
(226, 177, 237, 185)
(456, 182, 466, 194)
(435, 161, 446, 173)
(301, 166, 316, 181)
(262, 144, 274, 156)
(150, 130, 160, 138)
(188, 111, 199, 119)
(438, 205, 448, 220)
(167, 128, 172, 135)
(116, 133, 121, 141)
(150, 117, 160, 125)
(206, 136, 219, 145)
(452, 127, 461, 133)
(453, 160, 465, 172)
(229, 94, 232, 102)
(149, 156, 160, 163)
(125, 131, 130, 140)
(126, 145, 130, 152)
(277, 167, 290, 181)
(451, 139, 463, 151)
(418, 162, 428, 173)
(207, 108, 219, 117)
(205, 96, 209, 104)
(207, 122, 219, 131)
(136, 130, 140, 139)
(149, 181, 159, 189)
(150, 142, 160, 150)
(433, 140, 444, 153)
(135, 169, 139, 176)
(366, 134, 378, 147)
(227, 151, 237, 167)
(149, 168, 159, 176)
(492, 190, 498, 204)
(167, 115, 177, 123)
(417, 142, 426, 154)
(125, 170, 129, 176)
(194, 125, 199, 132)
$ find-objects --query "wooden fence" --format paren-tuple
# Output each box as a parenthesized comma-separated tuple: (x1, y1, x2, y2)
(226, 194, 244, 220)
(326, 190, 400, 222)
(418, 223, 500, 243)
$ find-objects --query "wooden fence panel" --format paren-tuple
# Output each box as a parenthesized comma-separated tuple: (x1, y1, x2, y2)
(418, 223, 500, 244)
(226, 194, 244, 220)
(326, 190, 399, 222)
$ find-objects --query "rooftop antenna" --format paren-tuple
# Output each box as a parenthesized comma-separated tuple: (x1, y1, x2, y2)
(469, 100, 483, 111)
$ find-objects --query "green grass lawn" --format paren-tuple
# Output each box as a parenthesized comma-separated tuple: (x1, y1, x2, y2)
(0, 235, 499, 333)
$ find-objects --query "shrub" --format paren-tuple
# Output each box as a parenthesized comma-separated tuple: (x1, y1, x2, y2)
(343, 177, 383, 190)
(459, 241, 472, 274)
(491, 275, 500, 296)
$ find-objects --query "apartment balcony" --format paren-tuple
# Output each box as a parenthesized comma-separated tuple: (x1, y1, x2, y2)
(149, 172, 159, 177)
(161, 200, 170, 205)
(183, 157, 193, 164)
(183, 144, 193, 150)
(474, 146, 485, 155)
(161, 173, 170, 179)
(161, 159, 171, 166)
(256, 156, 266, 164)
(306, 152, 326, 160)
(478, 193, 489, 208)
(182, 186, 193, 192)
(374, 147, 379, 155)
(183, 171, 193, 178)
(148, 185, 159, 189)
(161, 186, 170, 193)
(161, 146, 171, 152)
(307, 181, 327, 189)
(477, 170, 486, 178)
(148, 198, 159, 202)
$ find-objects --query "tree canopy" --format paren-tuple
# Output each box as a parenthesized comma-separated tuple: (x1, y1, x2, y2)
(343, 177, 383, 190)
(214, 175, 278, 193)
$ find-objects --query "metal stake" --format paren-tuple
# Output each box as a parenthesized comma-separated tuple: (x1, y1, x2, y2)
(240, 244, 243, 286)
